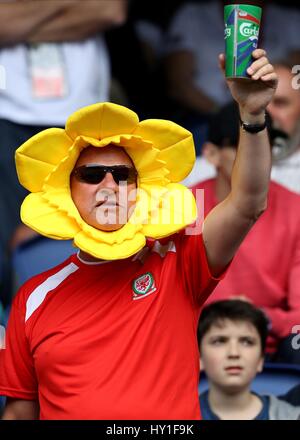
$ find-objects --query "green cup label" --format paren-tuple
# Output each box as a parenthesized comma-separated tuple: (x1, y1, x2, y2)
(224, 4, 262, 78)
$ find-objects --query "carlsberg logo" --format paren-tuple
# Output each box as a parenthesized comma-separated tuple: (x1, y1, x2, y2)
(224, 24, 231, 39)
(240, 23, 259, 37)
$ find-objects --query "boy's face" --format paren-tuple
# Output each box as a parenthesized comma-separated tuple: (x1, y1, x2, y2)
(200, 319, 264, 393)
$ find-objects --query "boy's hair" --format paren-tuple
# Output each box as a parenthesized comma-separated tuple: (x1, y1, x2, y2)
(197, 300, 269, 353)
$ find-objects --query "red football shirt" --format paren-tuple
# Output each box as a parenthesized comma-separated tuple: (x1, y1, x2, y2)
(0, 232, 225, 420)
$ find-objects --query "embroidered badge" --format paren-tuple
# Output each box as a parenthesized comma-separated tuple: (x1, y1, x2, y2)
(132, 272, 157, 300)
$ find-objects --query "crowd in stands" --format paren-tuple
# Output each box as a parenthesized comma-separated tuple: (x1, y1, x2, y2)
(1, 0, 300, 419)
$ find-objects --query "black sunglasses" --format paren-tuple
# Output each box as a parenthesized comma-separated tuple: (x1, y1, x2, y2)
(72, 165, 138, 185)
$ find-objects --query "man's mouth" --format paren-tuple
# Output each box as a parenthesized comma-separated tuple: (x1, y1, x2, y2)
(96, 201, 119, 208)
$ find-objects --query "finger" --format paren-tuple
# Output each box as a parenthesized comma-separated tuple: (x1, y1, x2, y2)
(251, 48, 267, 59)
(260, 72, 278, 83)
(247, 56, 268, 75)
(251, 64, 274, 80)
(218, 53, 225, 73)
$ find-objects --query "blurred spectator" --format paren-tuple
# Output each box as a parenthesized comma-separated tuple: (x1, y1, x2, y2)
(163, 0, 300, 150)
(182, 57, 300, 188)
(106, 0, 184, 120)
(198, 300, 300, 419)
(191, 102, 300, 362)
(130, 0, 184, 69)
(0, 0, 127, 304)
(268, 60, 300, 194)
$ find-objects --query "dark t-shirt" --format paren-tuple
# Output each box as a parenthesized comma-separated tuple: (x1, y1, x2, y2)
(200, 390, 270, 420)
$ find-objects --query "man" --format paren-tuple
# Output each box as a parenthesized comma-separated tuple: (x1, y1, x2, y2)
(268, 60, 300, 194)
(0, 49, 277, 419)
(163, 0, 300, 146)
(198, 300, 300, 420)
(0, 0, 127, 304)
(191, 101, 300, 361)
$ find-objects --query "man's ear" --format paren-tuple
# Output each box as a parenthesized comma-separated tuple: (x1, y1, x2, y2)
(202, 142, 221, 167)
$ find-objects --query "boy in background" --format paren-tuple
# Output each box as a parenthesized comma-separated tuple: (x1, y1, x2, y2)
(198, 300, 300, 420)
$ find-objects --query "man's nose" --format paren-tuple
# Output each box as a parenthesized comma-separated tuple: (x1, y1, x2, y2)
(100, 172, 118, 189)
(95, 172, 119, 205)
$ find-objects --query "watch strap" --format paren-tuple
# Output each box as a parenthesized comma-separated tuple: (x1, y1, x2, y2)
(239, 115, 267, 133)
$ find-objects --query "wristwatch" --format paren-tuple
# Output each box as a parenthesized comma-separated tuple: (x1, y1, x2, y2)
(239, 115, 267, 133)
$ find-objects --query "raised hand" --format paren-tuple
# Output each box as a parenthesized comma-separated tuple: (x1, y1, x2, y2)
(219, 49, 278, 117)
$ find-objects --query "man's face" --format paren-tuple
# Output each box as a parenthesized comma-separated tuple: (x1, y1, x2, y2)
(267, 66, 300, 136)
(70, 145, 137, 232)
(200, 319, 263, 393)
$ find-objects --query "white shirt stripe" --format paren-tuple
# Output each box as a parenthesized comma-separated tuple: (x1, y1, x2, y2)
(25, 262, 79, 322)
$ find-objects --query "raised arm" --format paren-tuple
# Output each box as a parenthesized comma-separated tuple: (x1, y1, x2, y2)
(0, 0, 127, 45)
(28, 0, 128, 43)
(0, 0, 71, 45)
(203, 49, 278, 277)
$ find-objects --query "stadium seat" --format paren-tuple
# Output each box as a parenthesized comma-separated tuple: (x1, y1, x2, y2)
(12, 236, 75, 287)
(199, 363, 300, 396)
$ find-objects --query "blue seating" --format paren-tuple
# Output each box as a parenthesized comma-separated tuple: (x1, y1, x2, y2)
(199, 362, 300, 396)
(12, 236, 75, 287)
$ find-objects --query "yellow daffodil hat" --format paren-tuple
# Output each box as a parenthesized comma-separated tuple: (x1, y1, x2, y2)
(15, 102, 197, 260)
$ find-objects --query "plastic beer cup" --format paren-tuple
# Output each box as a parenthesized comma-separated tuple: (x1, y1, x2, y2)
(224, 4, 262, 79)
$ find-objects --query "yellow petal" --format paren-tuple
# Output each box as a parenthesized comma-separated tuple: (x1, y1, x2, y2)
(44, 143, 81, 190)
(41, 188, 82, 224)
(142, 184, 197, 238)
(77, 134, 153, 154)
(16, 129, 73, 192)
(133, 119, 195, 182)
(65, 102, 139, 140)
(74, 230, 146, 260)
(81, 218, 143, 245)
(21, 193, 80, 239)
